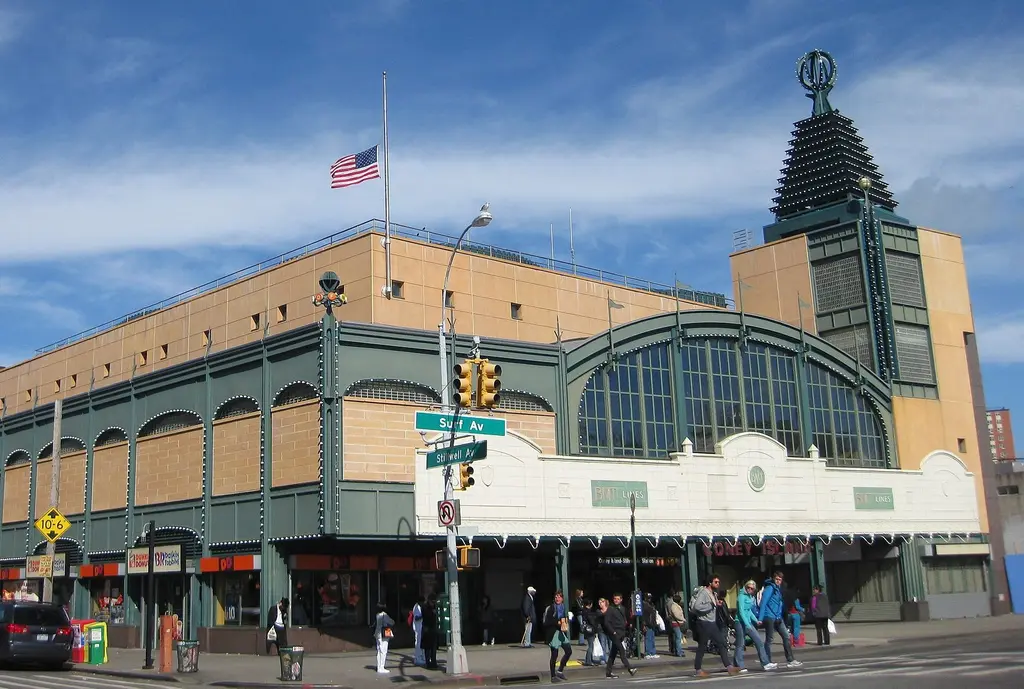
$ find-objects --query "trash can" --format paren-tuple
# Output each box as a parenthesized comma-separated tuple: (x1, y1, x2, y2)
(278, 647, 304, 682)
(86, 627, 105, 665)
(176, 640, 200, 673)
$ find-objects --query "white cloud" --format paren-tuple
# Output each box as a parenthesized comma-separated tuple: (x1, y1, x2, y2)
(977, 313, 1024, 364)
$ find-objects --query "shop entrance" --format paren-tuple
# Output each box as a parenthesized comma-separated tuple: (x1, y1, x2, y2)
(137, 574, 190, 648)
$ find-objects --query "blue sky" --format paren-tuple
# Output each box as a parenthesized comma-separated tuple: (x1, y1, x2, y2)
(0, 1, 1022, 433)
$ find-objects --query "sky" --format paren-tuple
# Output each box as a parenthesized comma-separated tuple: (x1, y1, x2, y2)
(0, 0, 1022, 434)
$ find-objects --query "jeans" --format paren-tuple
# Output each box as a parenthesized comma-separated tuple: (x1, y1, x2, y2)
(375, 637, 389, 672)
(762, 618, 794, 663)
(482, 627, 491, 644)
(693, 620, 730, 671)
(733, 619, 769, 668)
(789, 613, 802, 642)
(598, 631, 610, 660)
(413, 622, 423, 664)
(644, 628, 656, 656)
(672, 625, 685, 656)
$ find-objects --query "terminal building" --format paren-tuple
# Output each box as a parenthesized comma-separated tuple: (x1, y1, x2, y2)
(0, 51, 1010, 653)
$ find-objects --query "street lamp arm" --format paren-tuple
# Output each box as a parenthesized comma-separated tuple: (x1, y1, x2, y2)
(441, 222, 474, 329)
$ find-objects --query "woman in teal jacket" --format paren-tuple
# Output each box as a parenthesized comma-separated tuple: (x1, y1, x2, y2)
(733, 580, 772, 671)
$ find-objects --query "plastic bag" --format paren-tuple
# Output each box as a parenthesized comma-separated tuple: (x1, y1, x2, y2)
(655, 612, 666, 632)
(592, 636, 605, 661)
(827, 618, 837, 636)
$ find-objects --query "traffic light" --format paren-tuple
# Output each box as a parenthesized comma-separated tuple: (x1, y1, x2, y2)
(453, 360, 473, 407)
(476, 361, 502, 408)
(434, 550, 446, 570)
(458, 546, 481, 568)
(457, 463, 475, 490)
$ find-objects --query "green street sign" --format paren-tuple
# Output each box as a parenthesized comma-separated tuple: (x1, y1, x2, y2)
(415, 411, 507, 437)
(853, 486, 895, 510)
(591, 480, 649, 508)
(426, 441, 488, 469)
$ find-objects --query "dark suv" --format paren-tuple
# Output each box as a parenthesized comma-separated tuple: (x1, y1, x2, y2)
(0, 601, 73, 668)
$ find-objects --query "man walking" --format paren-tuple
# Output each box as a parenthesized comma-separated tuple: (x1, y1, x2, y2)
(598, 596, 637, 679)
(758, 571, 802, 668)
(689, 575, 741, 679)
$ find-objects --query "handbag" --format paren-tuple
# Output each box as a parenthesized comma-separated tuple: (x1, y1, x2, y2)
(384, 627, 394, 639)
(826, 619, 838, 636)
(267, 626, 278, 642)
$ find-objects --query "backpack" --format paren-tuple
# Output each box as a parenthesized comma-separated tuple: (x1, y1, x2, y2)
(756, 586, 766, 607)
(688, 587, 703, 615)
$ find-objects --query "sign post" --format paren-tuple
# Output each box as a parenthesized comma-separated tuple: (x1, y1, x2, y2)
(42, 398, 62, 603)
(143, 519, 156, 670)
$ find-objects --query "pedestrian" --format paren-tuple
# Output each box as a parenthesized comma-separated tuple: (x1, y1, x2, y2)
(265, 597, 289, 655)
(422, 595, 439, 669)
(757, 571, 802, 668)
(412, 595, 425, 665)
(373, 602, 395, 674)
(811, 585, 831, 646)
(688, 575, 741, 679)
(580, 599, 599, 665)
(598, 596, 637, 679)
(543, 590, 574, 682)
(667, 594, 687, 658)
(735, 579, 773, 671)
(788, 591, 805, 646)
(573, 588, 586, 646)
(641, 593, 659, 658)
(521, 586, 538, 647)
(480, 595, 495, 646)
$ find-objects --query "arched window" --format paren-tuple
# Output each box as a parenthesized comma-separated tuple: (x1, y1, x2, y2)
(579, 343, 675, 458)
(139, 411, 202, 438)
(498, 391, 553, 413)
(345, 379, 440, 404)
(39, 437, 86, 460)
(806, 362, 886, 468)
(215, 397, 259, 420)
(95, 428, 128, 447)
(5, 449, 30, 467)
(274, 382, 318, 407)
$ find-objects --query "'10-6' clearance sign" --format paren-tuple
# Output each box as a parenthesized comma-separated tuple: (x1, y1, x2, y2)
(127, 545, 184, 574)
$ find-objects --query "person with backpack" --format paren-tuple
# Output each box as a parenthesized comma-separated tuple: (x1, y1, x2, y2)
(689, 575, 741, 679)
(410, 596, 425, 665)
(543, 590, 574, 682)
(757, 571, 802, 668)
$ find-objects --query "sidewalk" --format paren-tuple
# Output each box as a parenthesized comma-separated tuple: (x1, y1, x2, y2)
(73, 615, 1024, 688)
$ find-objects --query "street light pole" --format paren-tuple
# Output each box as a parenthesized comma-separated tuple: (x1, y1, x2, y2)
(630, 494, 640, 658)
(439, 203, 492, 676)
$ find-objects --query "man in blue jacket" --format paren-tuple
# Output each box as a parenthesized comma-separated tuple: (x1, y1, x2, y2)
(757, 572, 802, 668)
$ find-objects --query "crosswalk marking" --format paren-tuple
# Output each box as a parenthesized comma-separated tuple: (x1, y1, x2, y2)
(0, 672, 168, 689)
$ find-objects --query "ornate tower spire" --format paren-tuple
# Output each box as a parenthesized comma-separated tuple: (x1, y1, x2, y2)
(770, 50, 898, 221)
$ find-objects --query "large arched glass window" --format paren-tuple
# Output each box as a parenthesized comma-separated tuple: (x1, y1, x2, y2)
(579, 343, 674, 458)
(806, 362, 886, 468)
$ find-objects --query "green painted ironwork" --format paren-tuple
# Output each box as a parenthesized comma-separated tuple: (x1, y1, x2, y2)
(797, 49, 837, 117)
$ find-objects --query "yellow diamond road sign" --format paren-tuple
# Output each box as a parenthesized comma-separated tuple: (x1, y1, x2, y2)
(34, 507, 70, 544)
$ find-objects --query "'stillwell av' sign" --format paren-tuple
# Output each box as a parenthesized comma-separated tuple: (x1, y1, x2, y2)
(127, 545, 184, 575)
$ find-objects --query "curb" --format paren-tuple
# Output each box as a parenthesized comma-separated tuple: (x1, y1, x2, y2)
(71, 665, 182, 682)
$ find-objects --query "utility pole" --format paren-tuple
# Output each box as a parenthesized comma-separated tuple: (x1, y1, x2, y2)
(630, 494, 641, 658)
(42, 398, 62, 604)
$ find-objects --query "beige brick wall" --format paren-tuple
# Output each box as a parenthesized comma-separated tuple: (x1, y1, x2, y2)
(213, 413, 261, 496)
(342, 398, 557, 483)
(135, 428, 204, 506)
(272, 400, 320, 487)
(92, 443, 129, 512)
(2, 464, 30, 524)
(32, 452, 86, 517)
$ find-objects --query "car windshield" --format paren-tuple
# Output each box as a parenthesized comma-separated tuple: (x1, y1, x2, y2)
(12, 606, 68, 627)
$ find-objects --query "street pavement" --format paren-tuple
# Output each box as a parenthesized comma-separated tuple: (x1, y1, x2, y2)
(570, 631, 1024, 688)
(0, 670, 169, 689)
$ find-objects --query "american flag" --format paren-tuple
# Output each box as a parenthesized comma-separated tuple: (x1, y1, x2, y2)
(331, 146, 380, 189)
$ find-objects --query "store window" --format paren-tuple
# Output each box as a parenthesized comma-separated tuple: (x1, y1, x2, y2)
(89, 578, 127, 624)
(290, 570, 367, 627)
(380, 571, 445, 623)
(214, 572, 261, 626)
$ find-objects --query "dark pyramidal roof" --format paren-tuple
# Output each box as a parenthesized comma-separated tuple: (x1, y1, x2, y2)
(771, 51, 898, 221)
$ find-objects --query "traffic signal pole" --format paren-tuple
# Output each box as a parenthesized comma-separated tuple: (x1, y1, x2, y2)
(443, 404, 469, 675)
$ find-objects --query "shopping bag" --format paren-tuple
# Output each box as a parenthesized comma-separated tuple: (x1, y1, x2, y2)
(267, 626, 278, 642)
(826, 618, 838, 636)
(592, 636, 605, 661)
(655, 612, 666, 632)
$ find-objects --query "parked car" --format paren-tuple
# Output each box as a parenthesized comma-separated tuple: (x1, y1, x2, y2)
(0, 601, 73, 668)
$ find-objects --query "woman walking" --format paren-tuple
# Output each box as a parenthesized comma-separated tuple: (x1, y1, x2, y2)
(265, 598, 289, 655)
(373, 602, 396, 674)
(811, 586, 831, 646)
(543, 590, 573, 682)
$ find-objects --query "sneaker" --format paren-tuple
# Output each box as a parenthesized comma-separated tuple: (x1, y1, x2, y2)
(727, 666, 741, 676)
(377, 669, 391, 674)
(628, 668, 638, 676)
(557, 671, 568, 680)
(648, 654, 660, 659)
(764, 662, 778, 670)
(490, 639, 495, 645)
(788, 660, 803, 668)
(606, 674, 619, 679)
(695, 670, 710, 678)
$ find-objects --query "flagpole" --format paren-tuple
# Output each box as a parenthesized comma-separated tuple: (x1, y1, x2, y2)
(797, 292, 807, 348)
(673, 273, 681, 336)
(549, 223, 555, 268)
(607, 291, 614, 359)
(382, 70, 393, 299)
(568, 207, 576, 273)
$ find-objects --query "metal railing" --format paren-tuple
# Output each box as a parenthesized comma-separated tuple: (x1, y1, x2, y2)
(36, 219, 732, 354)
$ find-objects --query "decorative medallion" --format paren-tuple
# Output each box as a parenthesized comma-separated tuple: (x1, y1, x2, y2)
(747, 465, 766, 492)
(796, 49, 837, 116)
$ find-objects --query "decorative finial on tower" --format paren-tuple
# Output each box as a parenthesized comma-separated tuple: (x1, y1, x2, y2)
(797, 49, 837, 116)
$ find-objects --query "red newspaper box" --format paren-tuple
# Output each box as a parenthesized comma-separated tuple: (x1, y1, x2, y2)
(70, 619, 95, 664)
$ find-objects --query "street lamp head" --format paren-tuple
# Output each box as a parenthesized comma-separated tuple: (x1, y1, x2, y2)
(858, 176, 872, 191)
(318, 271, 342, 294)
(471, 203, 492, 228)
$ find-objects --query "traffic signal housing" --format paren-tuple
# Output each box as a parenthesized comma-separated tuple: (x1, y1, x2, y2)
(476, 361, 502, 408)
(453, 361, 473, 407)
(458, 546, 481, 568)
(457, 463, 475, 490)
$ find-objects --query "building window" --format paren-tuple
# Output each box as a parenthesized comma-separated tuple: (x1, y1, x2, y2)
(138, 351, 148, 367)
(957, 438, 967, 453)
(89, 578, 126, 625)
(885, 251, 926, 307)
(497, 390, 553, 412)
(53, 380, 62, 394)
(391, 281, 404, 299)
(215, 397, 260, 420)
(0, 397, 5, 412)
(5, 450, 30, 466)
(894, 324, 935, 384)
(276, 305, 288, 323)
(812, 254, 866, 313)
(202, 330, 211, 347)
(250, 313, 261, 331)
(345, 380, 440, 404)
(70, 374, 78, 389)
(102, 363, 111, 378)
(511, 303, 523, 320)
(159, 344, 168, 360)
(273, 381, 319, 407)
(214, 572, 261, 626)
(290, 571, 367, 627)
(997, 485, 1020, 495)
(22, 390, 31, 403)
(444, 291, 454, 309)
(138, 410, 202, 437)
